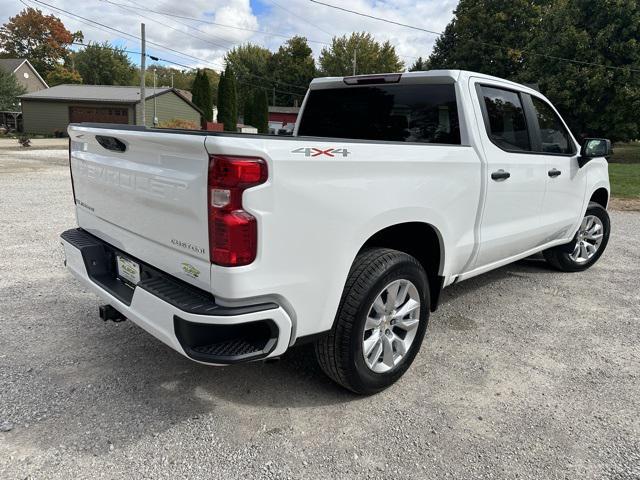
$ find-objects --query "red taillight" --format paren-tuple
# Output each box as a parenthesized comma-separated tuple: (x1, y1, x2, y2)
(207, 155, 267, 266)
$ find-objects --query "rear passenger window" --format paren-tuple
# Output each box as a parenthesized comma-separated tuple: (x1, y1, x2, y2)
(481, 86, 531, 151)
(531, 96, 575, 154)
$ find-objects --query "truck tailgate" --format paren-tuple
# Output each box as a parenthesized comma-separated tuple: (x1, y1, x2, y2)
(67, 125, 212, 290)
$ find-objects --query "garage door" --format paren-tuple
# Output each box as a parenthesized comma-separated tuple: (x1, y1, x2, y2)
(69, 106, 129, 124)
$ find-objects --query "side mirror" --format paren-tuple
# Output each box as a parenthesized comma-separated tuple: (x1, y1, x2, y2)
(579, 138, 612, 167)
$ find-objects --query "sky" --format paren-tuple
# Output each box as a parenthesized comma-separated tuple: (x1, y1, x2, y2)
(0, 0, 459, 72)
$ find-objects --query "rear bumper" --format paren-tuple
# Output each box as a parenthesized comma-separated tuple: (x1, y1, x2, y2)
(60, 228, 292, 364)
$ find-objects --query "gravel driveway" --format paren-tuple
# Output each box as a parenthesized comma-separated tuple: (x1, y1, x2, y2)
(1, 149, 638, 479)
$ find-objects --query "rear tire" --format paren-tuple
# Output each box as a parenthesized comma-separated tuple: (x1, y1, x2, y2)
(315, 248, 430, 395)
(543, 202, 610, 272)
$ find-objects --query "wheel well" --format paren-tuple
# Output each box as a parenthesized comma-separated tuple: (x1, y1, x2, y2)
(590, 188, 609, 209)
(361, 222, 444, 312)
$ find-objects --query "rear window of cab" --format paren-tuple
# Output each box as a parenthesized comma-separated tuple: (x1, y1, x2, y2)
(298, 84, 461, 145)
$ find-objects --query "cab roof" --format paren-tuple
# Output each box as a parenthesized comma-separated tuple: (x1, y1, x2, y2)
(309, 70, 542, 98)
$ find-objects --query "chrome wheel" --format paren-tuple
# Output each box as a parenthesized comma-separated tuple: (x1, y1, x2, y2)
(362, 279, 421, 373)
(570, 214, 604, 264)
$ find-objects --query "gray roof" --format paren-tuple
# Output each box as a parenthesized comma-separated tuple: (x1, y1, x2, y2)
(20, 84, 173, 103)
(0, 58, 27, 74)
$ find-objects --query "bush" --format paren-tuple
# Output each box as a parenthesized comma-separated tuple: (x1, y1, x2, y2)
(18, 134, 31, 147)
(158, 118, 200, 130)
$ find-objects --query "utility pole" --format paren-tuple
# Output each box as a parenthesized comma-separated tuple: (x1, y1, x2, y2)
(352, 47, 357, 76)
(140, 23, 146, 126)
(171, 72, 174, 88)
(153, 68, 158, 126)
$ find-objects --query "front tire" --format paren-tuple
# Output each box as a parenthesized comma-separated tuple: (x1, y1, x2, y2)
(543, 202, 610, 272)
(315, 248, 430, 394)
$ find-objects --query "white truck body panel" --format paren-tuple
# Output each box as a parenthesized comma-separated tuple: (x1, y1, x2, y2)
(204, 136, 481, 337)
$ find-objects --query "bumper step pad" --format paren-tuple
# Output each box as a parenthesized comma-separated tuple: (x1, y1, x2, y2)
(193, 338, 265, 358)
(174, 316, 278, 364)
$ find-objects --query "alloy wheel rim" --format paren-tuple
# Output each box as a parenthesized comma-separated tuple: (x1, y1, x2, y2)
(570, 214, 604, 264)
(362, 279, 421, 373)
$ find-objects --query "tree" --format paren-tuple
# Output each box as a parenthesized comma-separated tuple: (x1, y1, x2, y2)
(191, 70, 203, 118)
(74, 42, 135, 85)
(409, 57, 427, 72)
(191, 69, 213, 122)
(243, 95, 255, 127)
(225, 43, 271, 117)
(252, 89, 269, 134)
(0, 8, 81, 76)
(0, 69, 26, 111)
(225, 67, 238, 131)
(217, 65, 238, 131)
(426, 0, 640, 141)
(216, 69, 226, 123)
(191, 70, 201, 97)
(522, 0, 640, 142)
(46, 65, 82, 86)
(427, 0, 546, 79)
(134, 65, 197, 90)
(201, 70, 215, 122)
(318, 32, 404, 77)
(267, 36, 315, 106)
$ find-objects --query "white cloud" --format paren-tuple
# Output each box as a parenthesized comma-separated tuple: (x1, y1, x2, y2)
(0, 0, 457, 71)
(259, 0, 458, 67)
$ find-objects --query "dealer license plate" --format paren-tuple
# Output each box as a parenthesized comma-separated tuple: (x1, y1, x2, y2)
(116, 255, 140, 285)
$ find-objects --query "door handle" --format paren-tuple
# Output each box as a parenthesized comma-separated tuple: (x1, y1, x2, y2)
(548, 168, 562, 178)
(491, 169, 511, 181)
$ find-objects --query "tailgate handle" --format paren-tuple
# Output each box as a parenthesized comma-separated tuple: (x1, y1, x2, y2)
(96, 135, 127, 152)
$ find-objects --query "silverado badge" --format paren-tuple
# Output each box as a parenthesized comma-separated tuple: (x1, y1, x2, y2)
(181, 263, 200, 278)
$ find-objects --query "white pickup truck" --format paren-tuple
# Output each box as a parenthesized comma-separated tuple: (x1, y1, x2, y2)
(61, 70, 611, 394)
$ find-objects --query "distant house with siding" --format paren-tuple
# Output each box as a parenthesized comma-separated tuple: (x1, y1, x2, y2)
(20, 84, 203, 135)
(0, 59, 48, 131)
(268, 106, 299, 135)
(0, 59, 48, 93)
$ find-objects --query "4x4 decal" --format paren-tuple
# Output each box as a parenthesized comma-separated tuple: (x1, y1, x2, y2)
(291, 147, 351, 157)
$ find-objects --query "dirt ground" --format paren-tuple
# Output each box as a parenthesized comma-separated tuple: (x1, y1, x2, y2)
(0, 138, 68, 151)
(0, 148, 638, 479)
(609, 196, 640, 212)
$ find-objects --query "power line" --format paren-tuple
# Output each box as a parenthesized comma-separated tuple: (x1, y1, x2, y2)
(112, 0, 325, 90)
(267, 0, 333, 37)
(310, 0, 442, 36)
(24, 0, 307, 95)
(109, 0, 417, 63)
(71, 42, 196, 70)
(100, 0, 233, 50)
(122, 0, 244, 50)
(100, 0, 308, 90)
(99, 0, 331, 46)
(309, 0, 640, 74)
(68, 40, 303, 97)
(72, 41, 141, 57)
(18, 0, 135, 49)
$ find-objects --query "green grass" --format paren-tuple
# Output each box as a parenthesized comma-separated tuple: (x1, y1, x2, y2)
(611, 141, 640, 164)
(609, 163, 640, 198)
